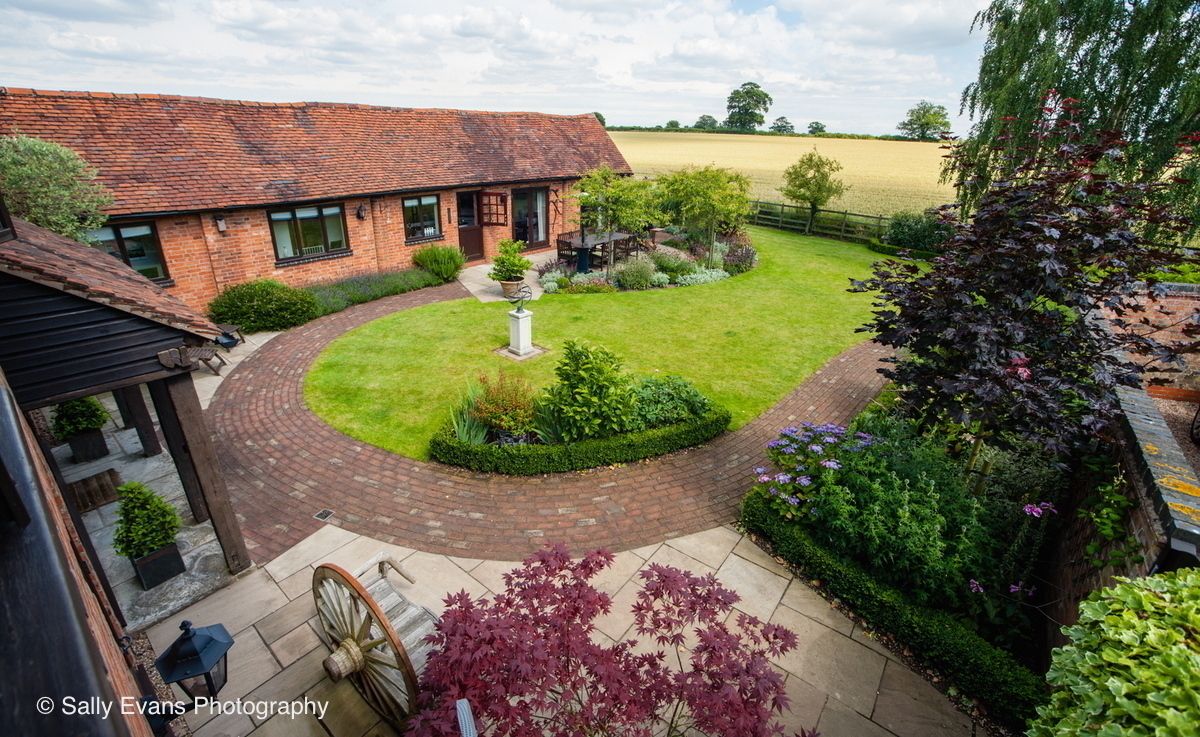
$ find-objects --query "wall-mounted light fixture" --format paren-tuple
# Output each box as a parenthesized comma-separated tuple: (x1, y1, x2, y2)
(356, 204, 367, 220)
(214, 214, 228, 233)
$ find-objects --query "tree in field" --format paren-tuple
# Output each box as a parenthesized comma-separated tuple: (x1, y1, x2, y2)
(769, 116, 795, 134)
(0, 135, 112, 241)
(724, 82, 772, 131)
(665, 119, 681, 129)
(694, 114, 719, 130)
(592, 111, 606, 126)
(656, 165, 751, 266)
(779, 149, 849, 221)
(897, 101, 950, 141)
(807, 121, 827, 134)
(853, 98, 1199, 455)
(573, 165, 659, 275)
(953, 0, 1200, 215)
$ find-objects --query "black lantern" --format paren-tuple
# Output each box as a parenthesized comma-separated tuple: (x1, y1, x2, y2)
(155, 620, 234, 701)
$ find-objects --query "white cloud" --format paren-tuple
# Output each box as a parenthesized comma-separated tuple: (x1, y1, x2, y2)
(0, 0, 986, 134)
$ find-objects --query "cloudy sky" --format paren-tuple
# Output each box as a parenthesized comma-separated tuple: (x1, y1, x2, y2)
(0, 0, 990, 135)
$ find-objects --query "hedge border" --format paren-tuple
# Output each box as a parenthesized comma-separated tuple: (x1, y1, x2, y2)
(429, 406, 732, 475)
(867, 239, 941, 261)
(740, 489, 1046, 731)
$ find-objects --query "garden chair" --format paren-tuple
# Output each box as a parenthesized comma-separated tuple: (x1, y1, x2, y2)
(184, 345, 227, 375)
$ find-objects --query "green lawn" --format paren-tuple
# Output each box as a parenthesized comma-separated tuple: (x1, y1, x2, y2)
(304, 227, 879, 458)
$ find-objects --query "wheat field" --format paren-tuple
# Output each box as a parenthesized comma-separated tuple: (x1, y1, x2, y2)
(609, 131, 956, 216)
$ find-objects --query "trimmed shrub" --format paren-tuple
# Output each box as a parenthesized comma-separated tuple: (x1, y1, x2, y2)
(676, 268, 729, 286)
(430, 406, 731, 475)
(539, 341, 636, 442)
(51, 397, 110, 440)
(723, 245, 758, 275)
(615, 259, 656, 290)
(208, 279, 321, 332)
(631, 376, 711, 430)
(413, 245, 466, 283)
(740, 489, 1045, 731)
(883, 210, 953, 252)
(649, 251, 698, 283)
(1027, 568, 1200, 737)
(305, 269, 441, 316)
(113, 482, 181, 559)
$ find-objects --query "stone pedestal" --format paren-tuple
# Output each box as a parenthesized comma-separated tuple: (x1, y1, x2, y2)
(508, 309, 533, 356)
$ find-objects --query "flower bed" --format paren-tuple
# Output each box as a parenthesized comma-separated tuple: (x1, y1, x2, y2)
(430, 405, 731, 475)
(538, 238, 756, 295)
(429, 341, 731, 474)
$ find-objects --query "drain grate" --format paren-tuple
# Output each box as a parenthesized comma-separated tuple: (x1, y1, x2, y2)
(313, 508, 334, 521)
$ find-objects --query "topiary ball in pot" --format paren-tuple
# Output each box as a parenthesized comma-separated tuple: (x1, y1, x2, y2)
(52, 396, 111, 462)
(113, 481, 185, 589)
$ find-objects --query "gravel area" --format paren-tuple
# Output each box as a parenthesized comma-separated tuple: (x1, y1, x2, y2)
(1151, 397, 1200, 475)
(129, 632, 192, 737)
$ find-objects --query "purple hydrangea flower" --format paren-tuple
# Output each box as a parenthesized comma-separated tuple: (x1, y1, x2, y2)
(758, 474, 772, 483)
(820, 459, 841, 470)
(797, 475, 812, 487)
(775, 473, 792, 484)
(969, 579, 985, 594)
(808, 444, 824, 455)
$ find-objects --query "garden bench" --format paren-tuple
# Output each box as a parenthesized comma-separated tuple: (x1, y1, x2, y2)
(312, 552, 439, 728)
(184, 345, 227, 375)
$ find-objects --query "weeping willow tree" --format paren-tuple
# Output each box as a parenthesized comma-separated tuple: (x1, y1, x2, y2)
(951, 0, 1200, 220)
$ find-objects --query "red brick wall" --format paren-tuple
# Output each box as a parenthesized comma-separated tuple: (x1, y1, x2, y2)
(155, 180, 579, 311)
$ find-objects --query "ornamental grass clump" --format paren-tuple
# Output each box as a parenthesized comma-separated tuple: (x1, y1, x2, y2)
(409, 544, 808, 737)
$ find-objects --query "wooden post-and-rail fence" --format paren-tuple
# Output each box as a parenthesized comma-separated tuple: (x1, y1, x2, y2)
(748, 200, 890, 244)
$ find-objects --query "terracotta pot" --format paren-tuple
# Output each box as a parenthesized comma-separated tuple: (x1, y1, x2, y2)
(131, 542, 186, 589)
(499, 280, 524, 297)
(67, 428, 109, 462)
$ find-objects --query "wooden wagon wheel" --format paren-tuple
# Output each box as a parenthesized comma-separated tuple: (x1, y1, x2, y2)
(312, 563, 420, 726)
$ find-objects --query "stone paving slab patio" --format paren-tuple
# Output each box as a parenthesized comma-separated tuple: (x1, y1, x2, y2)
(148, 524, 976, 737)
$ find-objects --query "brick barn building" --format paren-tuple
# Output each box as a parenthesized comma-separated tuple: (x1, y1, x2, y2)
(0, 88, 631, 311)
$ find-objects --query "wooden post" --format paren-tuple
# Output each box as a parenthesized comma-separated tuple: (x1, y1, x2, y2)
(112, 389, 134, 429)
(113, 386, 161, 457)
(148, 373, 250, 574)
(840, 210, 849, 237)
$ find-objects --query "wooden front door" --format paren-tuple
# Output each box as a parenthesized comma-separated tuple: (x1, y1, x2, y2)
(457, 192, 484, 261)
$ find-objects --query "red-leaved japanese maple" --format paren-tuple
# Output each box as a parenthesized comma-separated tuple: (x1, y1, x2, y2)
(406, 544, 808, 737)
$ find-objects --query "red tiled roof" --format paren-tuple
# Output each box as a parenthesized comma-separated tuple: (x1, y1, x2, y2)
(0, 216, 220, 340)
(0, 88, 632, 216)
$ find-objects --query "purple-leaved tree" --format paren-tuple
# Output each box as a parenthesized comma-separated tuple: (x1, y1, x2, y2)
(407, 544, 811, 737)
(853, 94, 1199, 454)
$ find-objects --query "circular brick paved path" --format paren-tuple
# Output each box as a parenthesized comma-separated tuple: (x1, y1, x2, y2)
(209, 282, 890, 563)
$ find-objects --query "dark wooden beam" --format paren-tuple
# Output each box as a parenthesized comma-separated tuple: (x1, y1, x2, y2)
(148, 379, 209, 524)
(113, 386, 161, 457)
(111, 388, 134, 429)
(148, 374, 250, 575)
(24, 368, 186, 410)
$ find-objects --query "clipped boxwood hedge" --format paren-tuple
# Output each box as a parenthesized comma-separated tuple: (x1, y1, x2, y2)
(430, 406, 731, 475)
(741, 488, 1046, 731)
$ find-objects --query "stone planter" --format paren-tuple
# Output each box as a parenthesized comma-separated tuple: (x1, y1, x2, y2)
(131, 542, 186, 590)
(67, 428, 109, 463)
(499, 279, 524, 297)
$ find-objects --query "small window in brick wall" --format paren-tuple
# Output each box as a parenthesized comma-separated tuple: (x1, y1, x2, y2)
(480, 191, 508, 226)
(269, 204, 349, 261)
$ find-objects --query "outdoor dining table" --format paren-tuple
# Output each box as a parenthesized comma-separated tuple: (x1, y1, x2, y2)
(565, 231, 632, 272)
